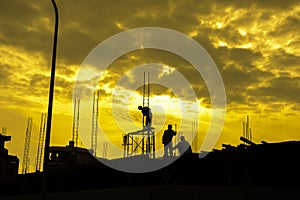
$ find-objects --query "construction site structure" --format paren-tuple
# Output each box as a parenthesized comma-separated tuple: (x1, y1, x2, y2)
(72, 98, 80, 148)
(35, 113, 47, 172)
(242, 115, 253, 145)
(47, 140, 101, 172)
(91, 90, 100, 156)
(22, 117, 33, 174)
(0, 131, 19, 177)
(122, 72, 155, 158)
(122, 127, 155, 158)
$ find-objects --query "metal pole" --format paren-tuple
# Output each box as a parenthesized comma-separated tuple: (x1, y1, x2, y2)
(148, 71, 150, 107)
(246, 115, 249, 140)
(243, 121, 245, 138)
(43, 0, 59, 179)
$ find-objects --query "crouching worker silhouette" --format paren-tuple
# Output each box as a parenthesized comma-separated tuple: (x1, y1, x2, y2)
(172, 136, 192, 156)
(138, 106, 152, 129)
(162, 124, 176, 157)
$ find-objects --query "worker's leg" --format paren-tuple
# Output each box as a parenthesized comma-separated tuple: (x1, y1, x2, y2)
(168, 143, 173, 156)
(163, 144, 168, 157)
(145, 117, 151, 129)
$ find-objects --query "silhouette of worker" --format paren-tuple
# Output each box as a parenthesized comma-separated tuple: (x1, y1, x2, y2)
(172, 136, 192, 156)
(162, 124, 176, 157)
(138, 106, 152, 129)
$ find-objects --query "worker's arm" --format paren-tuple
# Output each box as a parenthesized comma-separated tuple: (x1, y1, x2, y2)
(162, 132, 166, 144)
(148, 110, 152, 120)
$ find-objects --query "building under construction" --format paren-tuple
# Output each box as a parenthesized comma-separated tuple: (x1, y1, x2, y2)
(0, 133, 19, 177)
(1, 130, 300, 197)
(1, 111, 300, 199)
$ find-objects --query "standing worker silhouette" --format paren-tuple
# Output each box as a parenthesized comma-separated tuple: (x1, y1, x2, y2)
(138, 106, 152, 129)
(162, 124, 177, 157)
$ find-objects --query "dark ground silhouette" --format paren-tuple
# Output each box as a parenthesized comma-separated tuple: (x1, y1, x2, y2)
(1, 137, 300, 198)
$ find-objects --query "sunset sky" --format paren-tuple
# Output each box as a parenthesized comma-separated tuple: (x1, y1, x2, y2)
(0, 0, 300, 173)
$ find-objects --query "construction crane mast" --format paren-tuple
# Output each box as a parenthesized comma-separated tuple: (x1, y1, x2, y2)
(91, 90, 100, 156)
(35, 113, 47, 172)
(22, 117, 33, 174)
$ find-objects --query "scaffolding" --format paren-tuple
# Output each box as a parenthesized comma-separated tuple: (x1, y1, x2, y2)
(35, 113, 47, 172)
(122, 72, 155, 158)
(122, 127, 155, 158)
(91, 90, 99, 156)
(22, 117, 33, 174)
(72, 98, 80, 148)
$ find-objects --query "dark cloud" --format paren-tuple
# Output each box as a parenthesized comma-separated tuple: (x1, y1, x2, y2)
(265, 49, 300, 71)
(54, 76, 75, 101)
(0, 0, 40, 26)
(218, 47, 263, 70)
(217, 0, 298, 10)
(204, 46, 272, 105)
(1, 0, 299, 112)
(29, 73, 50, 95)
(135, 83, 176, 98)
(1, 0, 300, 66)
(0, 0, 53, 57)
(0, 64, 13, 83)
(56, 65, 77, 77)
(269, 16, 300, 38)
(249, 76, 300, 103)
(102, 49, 211, 102)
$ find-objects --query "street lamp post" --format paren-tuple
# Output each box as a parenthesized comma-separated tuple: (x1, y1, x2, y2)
(43, 0, 59, 176)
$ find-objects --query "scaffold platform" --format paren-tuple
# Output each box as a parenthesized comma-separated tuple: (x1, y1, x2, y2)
(122, 127, 155, 158)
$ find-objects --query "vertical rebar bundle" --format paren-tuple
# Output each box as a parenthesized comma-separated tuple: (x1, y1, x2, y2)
(142, 72, 150, 113)
(91, 90, 100, 156)
(22, 117, 33, 174)
(36, 113, 47, 172)
(72, 98, 80, 148)
(242, 115, 253, 144)
(143, 71, 150, 153)
(143, 72, 154, 156)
